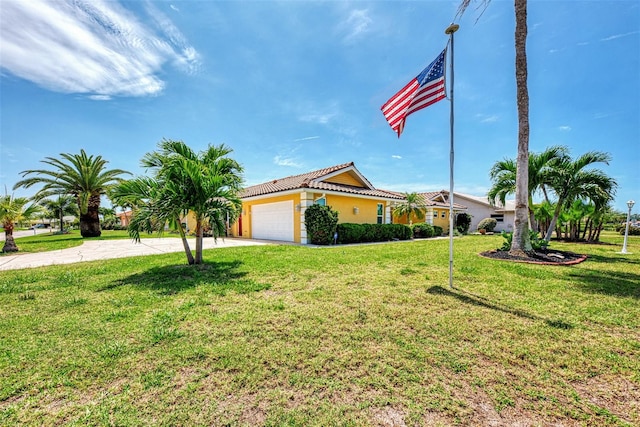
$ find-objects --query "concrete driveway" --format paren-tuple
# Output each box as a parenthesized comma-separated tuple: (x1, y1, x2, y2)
(0, 237, 267, 271)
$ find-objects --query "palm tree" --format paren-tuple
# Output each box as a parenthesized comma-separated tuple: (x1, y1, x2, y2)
(458, 0, 531, 256)
(1, 194, 40, 252)
(41, 195, 77, 233)
(488, 146, 567, 229)
(113, 139, 243, 265)
(544, 150, 617, 242)
(13, 150, 130, 238)
(392, 192, 428, 226)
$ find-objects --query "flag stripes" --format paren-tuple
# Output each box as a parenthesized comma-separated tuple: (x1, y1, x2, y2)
(381, 49, 447, 137)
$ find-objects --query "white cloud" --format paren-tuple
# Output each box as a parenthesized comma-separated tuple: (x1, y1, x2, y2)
(476, 114, 499, 123)
(391, 155, 402, 159)
(339, 9, 372, 43)
(273, 156, 302, 168)
(558, 125, 571, 131)
(293, 136, 320, 142)
(601, 31, 639, 42)
(170, 4, 180, 12)
(0, 0, 200, 98)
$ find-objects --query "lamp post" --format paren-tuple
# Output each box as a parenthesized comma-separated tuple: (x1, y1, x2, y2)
(620, 200, 635, 254)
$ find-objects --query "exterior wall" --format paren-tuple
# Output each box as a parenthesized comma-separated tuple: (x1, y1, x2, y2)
(233, 193, 303, 242)
(453, 196, 514, 232)
(324, 172, 362, 187)
(322, 193, 384, 225)
(232, 191, 395, 244)
(431, 208, 450, 230)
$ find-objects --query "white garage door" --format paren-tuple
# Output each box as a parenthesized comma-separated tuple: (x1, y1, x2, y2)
(251, 201, 294, 242)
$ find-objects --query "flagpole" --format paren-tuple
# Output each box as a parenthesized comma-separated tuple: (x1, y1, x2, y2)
(445, 23, 459, 289)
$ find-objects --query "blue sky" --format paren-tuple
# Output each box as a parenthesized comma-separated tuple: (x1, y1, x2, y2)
(1, 0, 638, 213)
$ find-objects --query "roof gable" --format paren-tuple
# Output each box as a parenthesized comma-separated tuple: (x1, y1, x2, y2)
(241, 162, 403, 200)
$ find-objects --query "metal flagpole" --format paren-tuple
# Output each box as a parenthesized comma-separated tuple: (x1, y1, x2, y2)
(445, 23, 459, 289)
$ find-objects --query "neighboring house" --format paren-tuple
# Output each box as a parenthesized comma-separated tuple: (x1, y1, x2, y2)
(230, 162, 405, 244)
(117, 211, 132, 227)
(448, 192, 515, 232)
(388, 190, 468, 230)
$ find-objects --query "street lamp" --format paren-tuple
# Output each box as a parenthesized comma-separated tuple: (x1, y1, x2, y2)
(620, 200, 635, 254)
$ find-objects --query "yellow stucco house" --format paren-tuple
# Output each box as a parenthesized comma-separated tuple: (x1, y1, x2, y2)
(228, 162, 403, 244)
(225, 162, 467, 244)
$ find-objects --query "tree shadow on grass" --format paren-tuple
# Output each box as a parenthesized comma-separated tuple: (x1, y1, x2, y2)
(565, 268, 640, 299)
(427, 285, 573, 329)
(98, 260, 271, 295)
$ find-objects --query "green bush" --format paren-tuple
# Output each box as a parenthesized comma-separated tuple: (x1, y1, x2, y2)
(620, 225, 640, 236)
(433, 225, 443, 236)
(455, 213, 472, 234)
(412, 223, 434, 238)
(499, 230, 549, 251)
(335, 223, 411, 244)
(477, 218, 497, 232)
(304, 204, 339, 245)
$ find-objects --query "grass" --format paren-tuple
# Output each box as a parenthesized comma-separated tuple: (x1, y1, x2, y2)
(0, 232, 638, 426)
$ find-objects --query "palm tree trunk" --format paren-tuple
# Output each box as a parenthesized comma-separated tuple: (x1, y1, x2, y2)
(80, 193, 102, 237)
(2, 223, 18, 252)
(175, 216, 195, 265)
(195, 219, 204, 264)
(544, 199, 563, 242)
(509, 0, 533, 256)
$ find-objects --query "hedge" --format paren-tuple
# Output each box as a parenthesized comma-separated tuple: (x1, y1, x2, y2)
(335, 223, 411, 244)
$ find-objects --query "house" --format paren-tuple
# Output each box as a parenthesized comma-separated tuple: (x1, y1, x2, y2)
(385, 190, 468, 230)
(229, 162, 406, 244)
(446, 192, 515, 232)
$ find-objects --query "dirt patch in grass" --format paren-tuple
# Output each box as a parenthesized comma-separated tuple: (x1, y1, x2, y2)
(370, 405, 407, 426)
(479, 249, 587, 265)
(572, 375, 640, 424)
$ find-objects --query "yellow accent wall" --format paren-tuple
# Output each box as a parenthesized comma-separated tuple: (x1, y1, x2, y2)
(321, 193, 383, 224)
(324, 172, 364, 187)
(231, 193, 303, 242)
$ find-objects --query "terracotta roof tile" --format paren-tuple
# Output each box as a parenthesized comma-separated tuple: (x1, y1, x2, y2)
(241, 162, 404, 200)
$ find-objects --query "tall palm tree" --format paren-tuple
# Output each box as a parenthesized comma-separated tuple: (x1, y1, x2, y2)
(458, 0, 531, 256)
(392, 192, 428, 226)
(14, 150, 130, 237)
(544, 150, 617, 242)
(488, 145, 567, 228)
(1, 194, 40, 252)
(113, 139, 244, 265)
(41, 195, 77, 233)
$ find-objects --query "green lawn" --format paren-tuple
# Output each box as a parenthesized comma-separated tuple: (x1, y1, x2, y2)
(0, 232, 638, 426)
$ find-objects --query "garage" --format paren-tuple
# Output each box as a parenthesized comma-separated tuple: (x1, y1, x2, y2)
(251, 201, 294, 242)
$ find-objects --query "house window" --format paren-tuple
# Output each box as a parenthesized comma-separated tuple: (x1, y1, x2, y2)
(441, 211, 446, 218)
(377, 203, 383, 224)
(433, 210, 438, 218)
(315, 197, 326, 206)
(491, 214, 504, 222)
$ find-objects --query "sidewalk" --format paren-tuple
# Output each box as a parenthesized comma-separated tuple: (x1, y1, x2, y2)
(0, 238, 267, 271)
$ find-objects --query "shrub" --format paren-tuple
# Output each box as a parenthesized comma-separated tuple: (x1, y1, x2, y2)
(477, 218, 497, 232)
(335, 223, 411, 244)
(499, 229, 549, 251)
(412, 223, 434, 238)
(620, 225, 640, 236)
(455, 213, 472, 234)
(304, 204, 339, 245)
(433, 225, 443, 236)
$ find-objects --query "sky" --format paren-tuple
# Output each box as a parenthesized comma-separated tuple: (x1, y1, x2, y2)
(1, 0, 638, 214)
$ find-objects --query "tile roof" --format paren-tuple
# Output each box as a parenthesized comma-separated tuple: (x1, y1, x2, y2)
(241, 162, 405, 200)
(418, 190, 467, 210)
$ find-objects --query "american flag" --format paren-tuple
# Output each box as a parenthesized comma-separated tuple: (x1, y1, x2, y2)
(381, 49, 447, 138)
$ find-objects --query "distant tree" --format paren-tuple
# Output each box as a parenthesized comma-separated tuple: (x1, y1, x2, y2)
(14, 150, 130, 237)
(1, 194, 40, 252)
(41, 195, 77, 233)
(393, 192, 428, 226)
